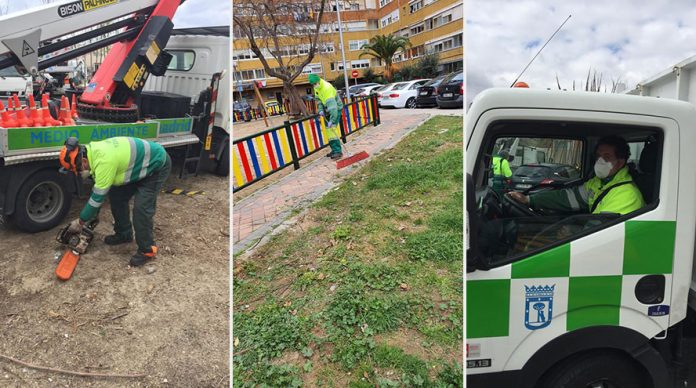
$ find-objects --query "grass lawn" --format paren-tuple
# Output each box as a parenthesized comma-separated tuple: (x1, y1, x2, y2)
(233, 116, 463, 387)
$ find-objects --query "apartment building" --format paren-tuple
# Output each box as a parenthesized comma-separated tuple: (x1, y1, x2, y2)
(233, 0, 463, 104)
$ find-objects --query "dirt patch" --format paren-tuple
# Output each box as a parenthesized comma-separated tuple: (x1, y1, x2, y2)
(0, 173, 229, 387)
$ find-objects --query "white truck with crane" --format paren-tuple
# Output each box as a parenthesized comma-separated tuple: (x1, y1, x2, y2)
(0, 0, 229, 233)
(467, 85, 696, 387)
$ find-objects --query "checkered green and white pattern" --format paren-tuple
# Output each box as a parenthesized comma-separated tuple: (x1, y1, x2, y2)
(467, 220, 676, 374)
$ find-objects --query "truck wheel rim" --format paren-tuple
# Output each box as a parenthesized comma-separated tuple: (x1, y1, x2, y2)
(26, 181, 63, 223)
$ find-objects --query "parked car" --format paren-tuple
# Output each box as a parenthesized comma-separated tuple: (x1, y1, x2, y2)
(340, 82, 381, 98)
(355, 84, 384, 97)
(380, 79, 431, 108)
(374, 83, 397, 104)
(415, 75, 446, 108)
(510, 163, 581, 191)
(436, 70, 463, 108)
(233, 101, 252, 122)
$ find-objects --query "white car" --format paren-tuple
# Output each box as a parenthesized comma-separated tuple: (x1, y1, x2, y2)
(374, 83, 397, 104)
(355, 84, 384, 97)
(379, 79, 431, 108)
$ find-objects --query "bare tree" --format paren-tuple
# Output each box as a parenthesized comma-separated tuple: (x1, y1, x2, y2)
(233, 1, 327, 116)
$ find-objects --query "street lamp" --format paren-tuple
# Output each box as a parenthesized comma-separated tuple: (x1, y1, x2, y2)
(335, 0, 351, 100)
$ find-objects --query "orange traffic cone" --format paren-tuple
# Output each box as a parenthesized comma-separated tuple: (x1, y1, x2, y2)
(59, 96, 75, 126)
(70, 94, 79, 120)
(0, 100, 17, 128)
(28, 95, 44, 127)
(42, 94, 62, 126)
(12, 95, 29, 127)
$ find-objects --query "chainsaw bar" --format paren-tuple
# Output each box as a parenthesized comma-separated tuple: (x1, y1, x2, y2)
(55, 250, 80, 281)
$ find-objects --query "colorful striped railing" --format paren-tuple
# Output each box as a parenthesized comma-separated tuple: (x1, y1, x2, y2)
(233, 94, 380, 192)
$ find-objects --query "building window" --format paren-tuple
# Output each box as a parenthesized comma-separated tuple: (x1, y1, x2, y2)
(409, 24, 424, 35)
(302, 64, 323, 74)
(409, 0, 423, 13)
(321, 43, 335, 53)
(351, 59, 370, 69)
(379, 0, 393, 7)
(380, 10, 399, 27)
(349, 39, 369, 51)
(426, 33, 463, 53)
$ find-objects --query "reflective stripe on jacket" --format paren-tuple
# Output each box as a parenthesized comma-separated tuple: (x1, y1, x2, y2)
(80, 137, 167, 220)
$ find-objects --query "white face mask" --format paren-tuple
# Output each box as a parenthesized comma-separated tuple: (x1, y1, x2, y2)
(594, 157, 613, 179)
(80, 169, 91, 180)
(313, 83, 319, 90)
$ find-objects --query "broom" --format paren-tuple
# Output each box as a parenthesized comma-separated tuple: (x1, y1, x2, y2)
(335, 137, 369, 169)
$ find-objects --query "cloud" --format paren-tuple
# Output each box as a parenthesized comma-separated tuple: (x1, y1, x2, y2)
(467, 0, 696, 100)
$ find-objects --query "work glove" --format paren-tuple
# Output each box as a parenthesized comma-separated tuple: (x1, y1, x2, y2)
(68, 218, 83, 233)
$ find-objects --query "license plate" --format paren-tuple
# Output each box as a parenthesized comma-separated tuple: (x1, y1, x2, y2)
(516, 184, 532, 189)
(443, 92, 453, 97)
(420, 91, 428, 96)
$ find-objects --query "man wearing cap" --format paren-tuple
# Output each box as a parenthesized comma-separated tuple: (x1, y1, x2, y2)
(491, 150, 513, 196)
(59, 136, 171, 267)
(308, 74, 344, 160)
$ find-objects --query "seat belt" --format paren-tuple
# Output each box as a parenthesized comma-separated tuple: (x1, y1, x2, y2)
(590, 181, 632, 213)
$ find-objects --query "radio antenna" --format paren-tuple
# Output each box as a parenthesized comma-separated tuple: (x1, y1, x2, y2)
(510, 14, 572, 87)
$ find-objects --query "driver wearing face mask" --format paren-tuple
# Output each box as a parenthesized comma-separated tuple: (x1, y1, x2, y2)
(508, 135, 645, 215)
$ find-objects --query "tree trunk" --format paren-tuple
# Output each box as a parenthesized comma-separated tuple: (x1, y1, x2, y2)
(283, 81, 309, 118)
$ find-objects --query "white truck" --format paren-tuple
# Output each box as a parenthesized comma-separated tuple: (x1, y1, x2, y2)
(466, 87, 696, 387)
(0, 1, 229, 233)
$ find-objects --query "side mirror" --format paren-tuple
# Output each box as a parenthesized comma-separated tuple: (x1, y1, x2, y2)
(466, 173, 480, 273)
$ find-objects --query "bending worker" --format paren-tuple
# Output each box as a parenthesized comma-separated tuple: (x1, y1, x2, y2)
(59, 136, 172, 266)
(308, 74, 344, 160)
(491, 149, 513, 196)
(508, 135, 644, 215)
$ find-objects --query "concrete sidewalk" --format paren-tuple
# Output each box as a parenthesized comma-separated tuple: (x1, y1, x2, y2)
(233, 110, 442, 253)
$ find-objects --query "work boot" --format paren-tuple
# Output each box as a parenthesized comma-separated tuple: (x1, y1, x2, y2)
(331, 152, 343, 160)
(129, 246, 158, 267)
(104, 233, 133, 245)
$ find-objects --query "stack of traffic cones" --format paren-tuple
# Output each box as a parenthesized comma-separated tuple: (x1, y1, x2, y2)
(59, 96, 75, 126)
(42, 93, 62, 126)
(0, 100, 18, 128)
(28, 95, 44, 127)
(10, 95, 29, 127)
(71, 94, 79, 120)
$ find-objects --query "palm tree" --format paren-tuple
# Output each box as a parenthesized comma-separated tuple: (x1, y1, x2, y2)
(359, 34, 411, 82)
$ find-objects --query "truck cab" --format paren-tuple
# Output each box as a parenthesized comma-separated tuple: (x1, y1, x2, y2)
(466, 88, 696, 387)
(0, 66, 32, 99)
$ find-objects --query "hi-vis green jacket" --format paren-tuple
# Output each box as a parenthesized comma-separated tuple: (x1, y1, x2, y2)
(80, 137, 167, 221)
(313, 78, 343, 126)
(529, 166, 645, 215)
(492, 156, 512, 178)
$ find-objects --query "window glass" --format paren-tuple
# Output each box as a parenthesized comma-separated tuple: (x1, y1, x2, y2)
(473, 125, 661, 269)
(167, 50, 195, 71)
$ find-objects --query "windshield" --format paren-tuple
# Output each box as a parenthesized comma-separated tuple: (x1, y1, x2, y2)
(443, 71, 463, 83)
(423, 76, 444, 87)
(0, 67, 23, 77)
(392, 83, 409, 90)
(513, 166, 551, 178)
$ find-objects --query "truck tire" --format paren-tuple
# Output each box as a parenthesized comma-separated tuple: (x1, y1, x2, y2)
(11, 170, 72, 233)
(538, 351, 650, 388)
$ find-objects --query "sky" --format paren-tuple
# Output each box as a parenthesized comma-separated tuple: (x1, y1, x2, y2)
(467, 0, 696, 103)
(0, 0, 229, 28)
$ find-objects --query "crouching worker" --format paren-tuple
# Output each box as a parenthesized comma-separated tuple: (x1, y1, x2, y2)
(59, 136, 172, 266)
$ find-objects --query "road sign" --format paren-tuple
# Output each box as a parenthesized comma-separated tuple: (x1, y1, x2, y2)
(351, 70, 359, 78)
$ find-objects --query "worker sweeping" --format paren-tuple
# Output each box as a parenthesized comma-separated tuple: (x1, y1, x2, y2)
(59, 136, 172, 267)
(308, 74, 344, 160)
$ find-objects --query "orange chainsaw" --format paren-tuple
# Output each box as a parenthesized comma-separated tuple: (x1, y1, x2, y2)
(55, 219, 98, 281)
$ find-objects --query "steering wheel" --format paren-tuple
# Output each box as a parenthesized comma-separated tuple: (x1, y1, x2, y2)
(502, 192, 541, 217)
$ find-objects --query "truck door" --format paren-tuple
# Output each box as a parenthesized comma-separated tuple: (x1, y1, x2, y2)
(466, 108, 679, 384)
